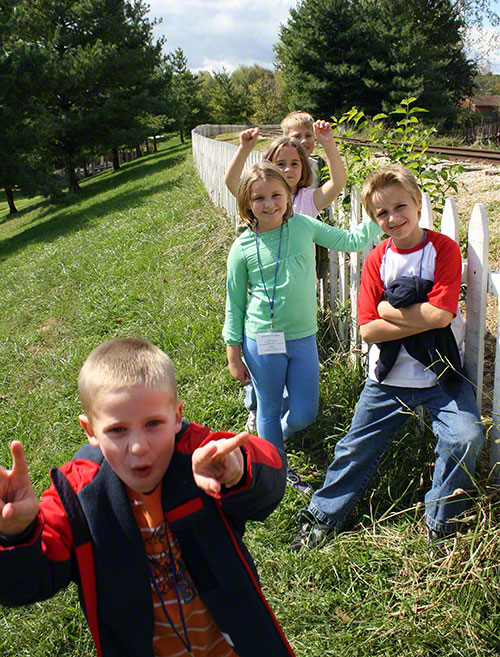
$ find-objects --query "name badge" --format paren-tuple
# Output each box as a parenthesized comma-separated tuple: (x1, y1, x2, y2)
(256, 332, 286, 355)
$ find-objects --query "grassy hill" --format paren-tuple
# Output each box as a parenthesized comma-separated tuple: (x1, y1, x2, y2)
(0, 138, 498, 656)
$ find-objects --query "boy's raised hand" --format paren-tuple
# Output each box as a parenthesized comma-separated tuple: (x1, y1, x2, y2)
(0, 441, 39, 537)
(313, 119, 334, 145)
(239, 127, 260, 151)
(192, 432, 249, 495)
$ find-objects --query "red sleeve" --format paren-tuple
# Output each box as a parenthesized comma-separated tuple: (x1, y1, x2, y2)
(358, 243, 385, 327)
(426, 232, 461, 314)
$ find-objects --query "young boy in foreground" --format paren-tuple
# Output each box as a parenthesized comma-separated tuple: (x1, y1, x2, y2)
(0, 338, 294, 657)
(292, 164, 485, 555)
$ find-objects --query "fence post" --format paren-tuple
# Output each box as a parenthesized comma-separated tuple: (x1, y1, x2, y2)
(440, 198, 460, 243)
(464, 204, 489, 409)
(337, 201, 349, 347)
(489, 271, 500, 480)
(349, 187, 362, 363)
(419, 192, 433, 229)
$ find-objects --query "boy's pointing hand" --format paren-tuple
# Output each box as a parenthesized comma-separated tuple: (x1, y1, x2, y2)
(0, 441, 39, 537)
(192, 432, 249, 495)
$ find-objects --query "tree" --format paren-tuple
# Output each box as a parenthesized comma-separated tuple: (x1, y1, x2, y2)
(205, 69, 251, 124)
(167, 48, 204, 143)
(275, 0, 477, 122)
(361, 0, 477, 123)
(274, 0, 367, 118)
(231, 64, 271, 95)
(0, 0, 62, 213)
(8, 0, 164, 193)
(452, 0, 499, 27)
(248, 71, 289, 124)
(474, 70, 500, 94)
(230, 65, 290, 124)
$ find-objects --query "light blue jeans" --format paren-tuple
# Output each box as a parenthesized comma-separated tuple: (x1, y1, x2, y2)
(243, 334, 319, 450)
(244, 377, 289, 418)
(309, 379, 485, 534)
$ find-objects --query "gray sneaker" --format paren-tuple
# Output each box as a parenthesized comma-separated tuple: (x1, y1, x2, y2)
(289, 510, 334, 551)
(426, 525, 454, 560)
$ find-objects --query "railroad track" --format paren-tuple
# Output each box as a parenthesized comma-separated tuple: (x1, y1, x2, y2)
(259, 129, 500, 165)
(340, 137, 500, 165)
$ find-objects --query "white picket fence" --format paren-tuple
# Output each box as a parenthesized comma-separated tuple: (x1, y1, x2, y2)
(192, 124, 500, 479)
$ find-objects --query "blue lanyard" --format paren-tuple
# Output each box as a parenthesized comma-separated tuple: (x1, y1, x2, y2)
(255, 221, 285, 330)
(148, 541, 195, 656)
(382, 229, 427, 283)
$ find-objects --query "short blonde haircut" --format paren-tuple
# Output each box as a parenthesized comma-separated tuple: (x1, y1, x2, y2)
(263, 137, 312, 190)
(78, 337, 177, 419)
(237, 161, 293, 229)
(281, 110, 314, 135)
(361, 164, 422, 221)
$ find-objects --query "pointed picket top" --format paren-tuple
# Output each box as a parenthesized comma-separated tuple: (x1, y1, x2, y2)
(441, 197, 460, 243)
(464, 203, 489, 408)
(419, 192, 433, 229)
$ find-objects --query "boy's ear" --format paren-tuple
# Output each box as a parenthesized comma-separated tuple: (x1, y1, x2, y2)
(174, 400, 183, 433)
(79, 414, 99, 446)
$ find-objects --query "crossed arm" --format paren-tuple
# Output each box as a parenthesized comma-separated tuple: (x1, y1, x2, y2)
(360, 301, 454, 344)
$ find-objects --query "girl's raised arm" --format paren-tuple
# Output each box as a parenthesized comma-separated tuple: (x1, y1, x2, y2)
(311, 120, 347, 212)
(224, 127, 260, 198)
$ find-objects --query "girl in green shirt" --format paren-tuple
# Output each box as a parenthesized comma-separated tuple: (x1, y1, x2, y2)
(223, 162, 380, 488)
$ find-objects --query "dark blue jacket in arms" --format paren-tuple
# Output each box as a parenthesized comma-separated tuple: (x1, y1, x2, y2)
(0, 420, 293, 657)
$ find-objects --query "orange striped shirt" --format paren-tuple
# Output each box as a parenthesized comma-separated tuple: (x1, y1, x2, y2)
(127, 483, 239, 657)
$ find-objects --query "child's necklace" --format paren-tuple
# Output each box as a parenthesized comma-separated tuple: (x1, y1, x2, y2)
(255, 220, 285, 331)
(148, 543, 195, 656)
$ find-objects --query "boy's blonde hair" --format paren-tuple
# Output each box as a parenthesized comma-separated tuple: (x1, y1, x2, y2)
(237, 161, 294, 229)
(263, 137, 312, 190)
(78, 337, 177, 419)
(281, 110, 314, 135)
(361, 164, 422, 221)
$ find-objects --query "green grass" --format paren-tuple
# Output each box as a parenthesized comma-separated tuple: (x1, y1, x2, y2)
(0, 137, 499, 656)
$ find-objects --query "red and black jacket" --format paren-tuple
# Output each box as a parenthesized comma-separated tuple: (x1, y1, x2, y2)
(0, 421, 294, 657)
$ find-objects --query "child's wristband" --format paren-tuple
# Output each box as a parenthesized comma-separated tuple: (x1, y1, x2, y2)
(0, 516, 38, 547)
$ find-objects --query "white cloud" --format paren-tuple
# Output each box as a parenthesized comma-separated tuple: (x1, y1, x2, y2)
(146, 0, 296, 72)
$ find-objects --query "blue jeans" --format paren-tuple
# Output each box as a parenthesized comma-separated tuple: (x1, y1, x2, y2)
(243, 334, 319, 450)
(244, 379, 289, 417)
(309, 379, 485, 534)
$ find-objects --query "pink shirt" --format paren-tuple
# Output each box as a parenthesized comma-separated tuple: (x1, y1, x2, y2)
(293, 187, 319, 218)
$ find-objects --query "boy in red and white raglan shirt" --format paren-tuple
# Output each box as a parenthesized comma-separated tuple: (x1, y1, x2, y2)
(293, 164, 484, 556)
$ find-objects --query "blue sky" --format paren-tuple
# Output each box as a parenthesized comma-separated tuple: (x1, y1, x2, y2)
(147, 1, 500, 75)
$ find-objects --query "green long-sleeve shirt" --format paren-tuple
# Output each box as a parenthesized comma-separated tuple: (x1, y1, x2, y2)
(223, 213, 381, 345)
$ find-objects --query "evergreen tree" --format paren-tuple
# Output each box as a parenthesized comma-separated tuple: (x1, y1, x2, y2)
(248, 71, 289, 124)
(9, 0, 163, 193)
(167, 48, 203, 143)
(274, 0, 366, 118)
(275, 0, 477, 122)
(207, 69, 251, 124)
(0, 0, 61, 212)
(361, 0, 476, 122)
